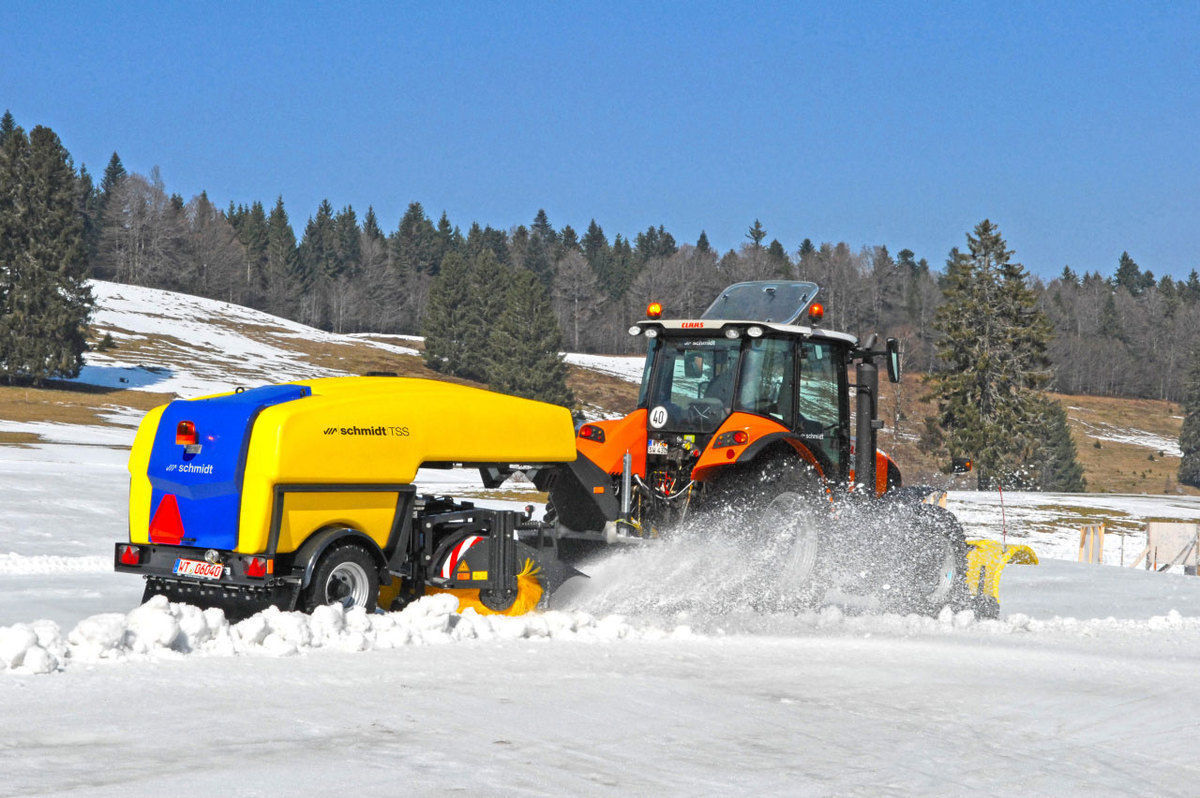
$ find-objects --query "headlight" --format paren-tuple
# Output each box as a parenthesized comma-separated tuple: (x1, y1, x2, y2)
(747, 326, 763, 338)
(645, 327, 659, 339)
(724, 327, 741, 339)
(628, 325, 642, 336)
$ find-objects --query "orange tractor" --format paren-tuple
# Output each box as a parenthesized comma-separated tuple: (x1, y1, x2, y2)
(534, 280, 984, 615)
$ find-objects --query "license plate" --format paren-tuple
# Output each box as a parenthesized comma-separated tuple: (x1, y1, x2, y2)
(173, 558, 224, 580)
(647, 440, 668, 455)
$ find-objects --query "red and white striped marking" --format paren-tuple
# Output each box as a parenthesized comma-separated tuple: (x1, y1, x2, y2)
(440, 535, 484, 579)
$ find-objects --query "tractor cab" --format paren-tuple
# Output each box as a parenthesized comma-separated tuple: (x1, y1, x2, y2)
(550, 280, 902, 538)
(631, 281, 856, 487)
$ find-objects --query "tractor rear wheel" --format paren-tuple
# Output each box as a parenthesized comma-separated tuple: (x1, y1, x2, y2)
(303, 543, 380, 613)
(758, 490, 826, 607)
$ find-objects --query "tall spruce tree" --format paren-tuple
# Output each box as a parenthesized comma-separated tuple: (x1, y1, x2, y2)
(421, 252, 476, 376)
(458, 249, 509, 383)
(929, 220, 1053, 489)
(0, 124, 93, 382)
(264, 196, 297, 310)
(1031, 399, 1086, 491)
(238, 200, 269, 288)
(486, 269, 574, 407)
(1178, 347, 1200, 488)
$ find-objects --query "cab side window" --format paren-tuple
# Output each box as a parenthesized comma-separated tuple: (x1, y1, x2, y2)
(735, 338, 793, 423)
(798, 341, 842, 471)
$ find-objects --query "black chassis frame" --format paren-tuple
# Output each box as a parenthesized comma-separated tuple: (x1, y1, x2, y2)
(116, 480, 549, 613)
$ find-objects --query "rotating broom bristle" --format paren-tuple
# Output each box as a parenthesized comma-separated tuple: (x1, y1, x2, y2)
(427, 557, 544, 617)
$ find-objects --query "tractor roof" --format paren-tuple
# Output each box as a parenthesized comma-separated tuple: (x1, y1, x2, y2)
(638, 280, 857, 345)
(634, 318, 858, 346)
(702, 280, 820, 324)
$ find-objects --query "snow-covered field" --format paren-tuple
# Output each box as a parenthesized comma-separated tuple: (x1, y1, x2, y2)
(4, 283, 1200, 794)
(4, 431, 1200, 794)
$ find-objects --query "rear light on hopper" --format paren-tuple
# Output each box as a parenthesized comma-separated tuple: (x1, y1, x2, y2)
(578, 424, 606, 443)
(713, 430, 749, 448)
(245, 557, 269, 578)
(176, 420, 197, 446)
(119, 545, 142, 566)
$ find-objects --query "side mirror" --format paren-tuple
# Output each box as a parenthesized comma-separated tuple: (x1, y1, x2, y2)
(683, 355, 703, 378)
(950, 457, 973, 474)
(885, 338, 902, 383)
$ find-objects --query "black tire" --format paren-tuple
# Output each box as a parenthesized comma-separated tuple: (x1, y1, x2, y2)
(302, 543, 380, 613)
(884, 505, 970, 616)
(716, 453, 829, 610)
(756, 490, 827, 609)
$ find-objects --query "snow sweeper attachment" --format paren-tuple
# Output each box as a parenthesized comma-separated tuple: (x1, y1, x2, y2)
(115, 378, 586, 619)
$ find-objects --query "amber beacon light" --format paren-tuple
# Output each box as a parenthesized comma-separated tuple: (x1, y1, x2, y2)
(646, 301, 663, 318)
(808, 302, 825, 324)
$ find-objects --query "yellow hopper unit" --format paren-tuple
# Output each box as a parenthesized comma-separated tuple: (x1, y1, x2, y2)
(116, 377, 581, 617)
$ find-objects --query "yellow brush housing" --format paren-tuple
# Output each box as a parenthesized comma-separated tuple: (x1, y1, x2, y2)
(127, 377, 577, 554)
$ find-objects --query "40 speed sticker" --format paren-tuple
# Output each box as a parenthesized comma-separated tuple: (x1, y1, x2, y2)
(649, 405, 669, 429)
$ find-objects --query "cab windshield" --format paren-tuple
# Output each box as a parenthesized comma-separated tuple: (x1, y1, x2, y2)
(643, 337, 742, 432)
(642, 335, 797, 433)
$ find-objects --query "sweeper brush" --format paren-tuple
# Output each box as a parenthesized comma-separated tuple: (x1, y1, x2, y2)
(426, 558, 545, 617)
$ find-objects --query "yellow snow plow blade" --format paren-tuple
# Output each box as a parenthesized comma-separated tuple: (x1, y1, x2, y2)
(965, 539, 1038, 601)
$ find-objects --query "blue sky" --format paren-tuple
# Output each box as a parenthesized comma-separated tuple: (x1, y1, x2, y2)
(3, 1, 1197, 278)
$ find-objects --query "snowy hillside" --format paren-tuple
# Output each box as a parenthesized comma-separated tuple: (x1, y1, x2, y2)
(3, 282, 1200, 793)
(77, 280, 418, 397)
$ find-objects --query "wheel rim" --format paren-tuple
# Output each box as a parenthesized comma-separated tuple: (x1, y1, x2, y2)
(761, 492, 820, 585)
(920, 543, 957, 605)
(324, 560, 371, 609)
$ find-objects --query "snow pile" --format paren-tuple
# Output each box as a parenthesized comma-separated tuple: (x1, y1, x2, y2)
(0, 594, 690, 675)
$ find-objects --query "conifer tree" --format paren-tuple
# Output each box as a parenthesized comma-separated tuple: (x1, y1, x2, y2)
(1031, 399, 1086, 491)
(486, 268, 574, 408)
(100, 152, 126, 196)
(392, 202, 437, 278)
(1179, 347, 1200, 488)
(0, 124, 93, 382)
(421, 252, 475, 375)
(524, 210, 556, 287)
(928, 220, 1052, 489)
(264, 196, 297, 309)
(458, 249, 509, 382)
(696, 230, 711, 254)
(766, 239, 790, 276)
(746, 219, 766, 250)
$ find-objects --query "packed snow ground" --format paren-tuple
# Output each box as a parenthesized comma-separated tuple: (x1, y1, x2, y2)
(4, 283, 1200, 793)
(4, 435, 1200, 793)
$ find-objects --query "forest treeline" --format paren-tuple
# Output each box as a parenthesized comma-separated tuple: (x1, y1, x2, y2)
(3, 111, 1198, 404)
(85, 158, 1200, 403)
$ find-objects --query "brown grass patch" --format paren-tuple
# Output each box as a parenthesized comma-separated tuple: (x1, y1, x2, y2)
(0, 383, 173, 426)
(872, 372, 1196, 495)
(567, 365, 639, 416)
(0, 431, 39, 446)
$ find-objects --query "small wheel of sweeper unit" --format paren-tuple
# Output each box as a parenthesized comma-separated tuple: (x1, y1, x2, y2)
(303, 543, 380, 613)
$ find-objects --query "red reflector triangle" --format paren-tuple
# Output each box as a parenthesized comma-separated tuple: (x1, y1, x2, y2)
(149, 494, 185, 545)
